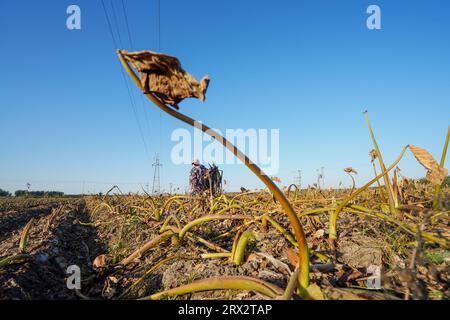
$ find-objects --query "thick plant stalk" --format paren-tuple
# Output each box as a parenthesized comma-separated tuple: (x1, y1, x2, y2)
(117, 49, 310, 292)
(286, 184, 299, 200)
(120, 230, 174, 266)
(371, 162, 386, 202)
(329, 145, 409, 240)
(263, 215, 297, 247)
(201, 252, 232, 259)
(186, 234, 229, 253)
(346, 172, 356, 195)
(347, 206, 448, 248)
(141, 276, 284, 300)
(19, 218, 34, 253)
(363, 112, 398, 212)
(0, 254, 33, 267)
(433, 125, 450, 210)
(231, 231, 255, 265)
(178, 215, 254, 240)
(160, 214, 181, 233)
(119, 254, 182, 299)
(281, 267, 300, 300)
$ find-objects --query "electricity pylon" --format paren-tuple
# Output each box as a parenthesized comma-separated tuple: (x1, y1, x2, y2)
(294, 170, 302, 189)
(152, 153, 162, 195)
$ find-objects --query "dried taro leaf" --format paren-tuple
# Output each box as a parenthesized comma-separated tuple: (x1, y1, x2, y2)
(344, 167, 358, 174)
(120, 50, 210, 109)
(409, 145, 448, 185)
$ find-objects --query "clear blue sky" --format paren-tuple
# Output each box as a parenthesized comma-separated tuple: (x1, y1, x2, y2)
(0, 0, 449, 194)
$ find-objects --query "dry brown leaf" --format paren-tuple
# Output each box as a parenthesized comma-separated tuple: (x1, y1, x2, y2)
(271, 176, 282, 183)
(369, 149, 378, 163)
(409, 145, 448, 185)
(313, 229, 325, 239)
(93, 254, 111, 269)
(283, 248, 298, 268)
(426, 167, 448, 185)
(120, 50, 210, 109)
(344, 167, 358, 174)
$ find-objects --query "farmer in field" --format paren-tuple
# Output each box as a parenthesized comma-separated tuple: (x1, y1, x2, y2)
(189, 159, 209, 195)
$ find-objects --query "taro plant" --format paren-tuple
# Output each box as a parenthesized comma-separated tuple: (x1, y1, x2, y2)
(117, 50, 310, 297)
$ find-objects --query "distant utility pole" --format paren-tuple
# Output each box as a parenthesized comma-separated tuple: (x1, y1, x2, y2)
(82, 180, 85, 195)
(295, 170, 302, 189)
(152, 153, 163, 195)
(321, 167, 325, 189)
(316, 169, 321, 189)
(169, 183, 173, 194)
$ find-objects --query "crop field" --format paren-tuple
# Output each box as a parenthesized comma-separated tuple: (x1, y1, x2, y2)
(1, 176, 448, 300)
(1, 51, 449, 301)
(1, 2, 449, 304)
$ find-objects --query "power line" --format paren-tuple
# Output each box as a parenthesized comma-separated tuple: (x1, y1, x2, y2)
(157, 0, 163, 154)
(101, 0, 151, 161)
(120, 0, 134, 50)
(110, 0, 123, 48)
(101, 0, 118, 49)
(157, 0, 161, 51)
(120, 0, 153, 158)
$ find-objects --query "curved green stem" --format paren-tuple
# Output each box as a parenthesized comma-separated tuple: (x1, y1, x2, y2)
(231, 231, 255, 265)
(141, 276, 283, 300)
(117, 51, 309, 291)
(281, 267, 300, 300)
(346, 173, 356, 195)
(364, 111, 398, 212)
(329, 145, 409, 240)
(19, 218, 34, 253)
(433, 125, 450, 210)
(178, 215, 253, 240)
(120, 230, 174, 266)
(201, 252, 232, 259)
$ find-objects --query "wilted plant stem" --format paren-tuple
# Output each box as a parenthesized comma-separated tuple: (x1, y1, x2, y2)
(231, 230, 255, 265)
(346, 172, 356, 195)
(117, 51, 310, 292)
(329, 145, 409, 240)
(178, 215, 254, 240)
(433, 125, 450, 210)
(281, 266, 300, 300)
(372, 162, 387, 202)
(141, 276, 283, 300)
(363, 111, 398, 213)
(19, 218, 34, 253)
(120, 230, 174, 266)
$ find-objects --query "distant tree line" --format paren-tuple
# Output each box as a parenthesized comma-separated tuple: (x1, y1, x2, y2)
(0, 188, 12, 197)
(13, 190, 64, 197)
(419, 176, 450, 187)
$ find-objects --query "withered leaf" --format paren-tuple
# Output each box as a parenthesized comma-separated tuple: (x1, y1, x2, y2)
(93, 254, 111, 269)
(369, 149, 378, 163)
(409, 145, 448, 185)
(344, 167, 358, 174)
(271, 176, 282, 183)
(120, 50, 210, 109)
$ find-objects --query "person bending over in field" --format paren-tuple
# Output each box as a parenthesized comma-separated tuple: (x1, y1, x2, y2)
(189, 159, 209, 195)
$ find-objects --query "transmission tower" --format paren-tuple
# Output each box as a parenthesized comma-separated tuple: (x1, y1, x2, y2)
(152, 153, 163, 195)
(316, 167, 325, 189)
(294, 170, 302, 189)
